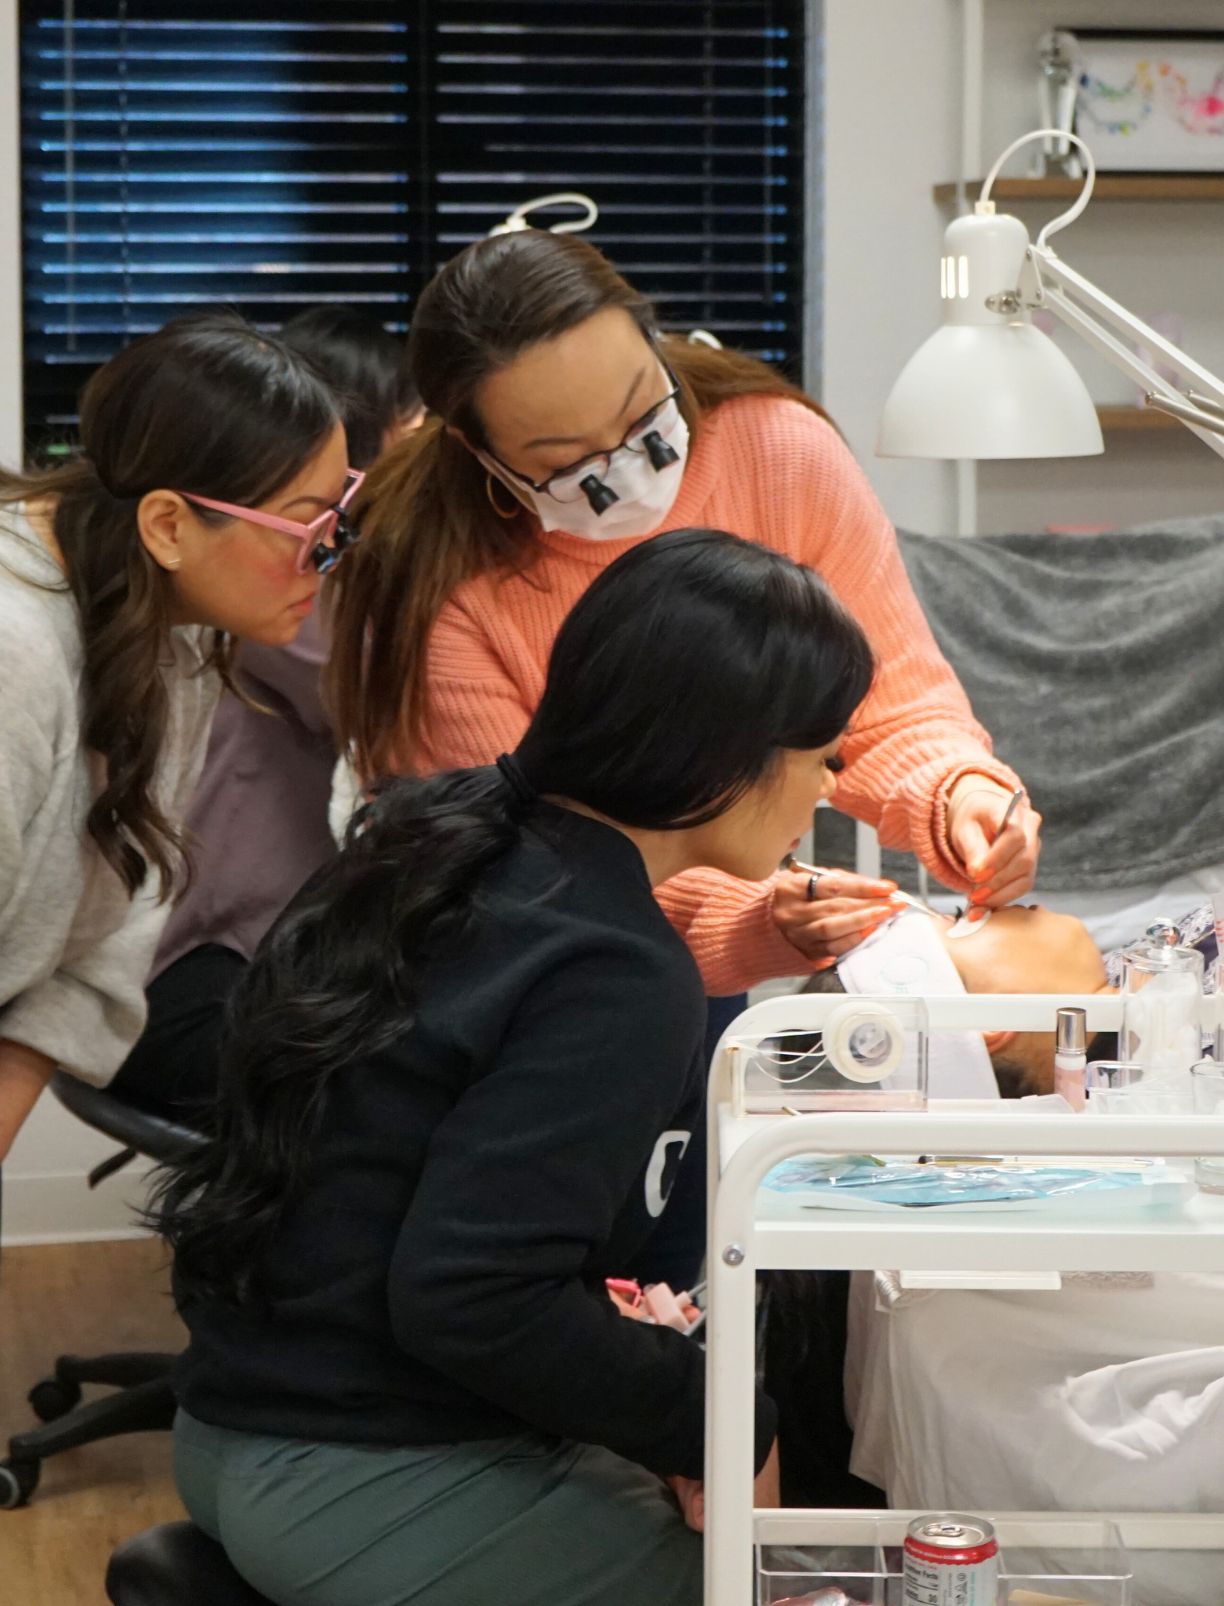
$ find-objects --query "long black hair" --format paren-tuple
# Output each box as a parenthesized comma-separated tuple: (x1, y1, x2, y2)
(151, 528, 874, 1305)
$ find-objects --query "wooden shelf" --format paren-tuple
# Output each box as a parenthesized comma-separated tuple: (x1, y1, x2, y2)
(934, 174, 1224, 204)
(1096, 405, 1183, 433)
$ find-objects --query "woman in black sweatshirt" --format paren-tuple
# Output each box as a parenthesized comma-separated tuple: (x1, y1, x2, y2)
(152, 527, 875, 1606)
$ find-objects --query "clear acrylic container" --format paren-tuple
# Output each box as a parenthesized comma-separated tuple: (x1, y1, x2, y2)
(728, 996, 929, 1116)
(757, 1517, 1131, 1606)
(1190, 1059, 1224, 1194)
(758, 1533, 892, 1606)
(996, 1516, 1132, 1604)
(1084, 1061, 1191, 1117)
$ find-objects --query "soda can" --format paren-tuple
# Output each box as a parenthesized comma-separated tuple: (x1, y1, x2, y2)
(902, 1513, 999, 1606)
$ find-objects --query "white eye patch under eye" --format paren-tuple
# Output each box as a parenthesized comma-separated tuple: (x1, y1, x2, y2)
(947, 909, 993, 941)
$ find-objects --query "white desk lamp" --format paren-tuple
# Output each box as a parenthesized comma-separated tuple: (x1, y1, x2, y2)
(879, 129, 1224, 462)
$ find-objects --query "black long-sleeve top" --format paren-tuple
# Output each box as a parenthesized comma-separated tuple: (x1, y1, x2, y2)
(174, 800, 776, 1478)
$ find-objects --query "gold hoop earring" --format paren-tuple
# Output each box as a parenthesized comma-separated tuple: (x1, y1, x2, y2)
(485, 472, 520, 521)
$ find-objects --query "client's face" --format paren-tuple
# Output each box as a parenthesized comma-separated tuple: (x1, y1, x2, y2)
(936, 905, 1110, 1095)
(941, 905, 1109, 995)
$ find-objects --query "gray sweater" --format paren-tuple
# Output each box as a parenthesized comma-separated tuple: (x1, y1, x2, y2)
(0, 513, 219, 1086)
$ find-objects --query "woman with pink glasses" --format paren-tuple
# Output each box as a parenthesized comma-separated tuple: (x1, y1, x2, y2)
(112, 310, 418, 1129)
(0, 309, 356, 1160)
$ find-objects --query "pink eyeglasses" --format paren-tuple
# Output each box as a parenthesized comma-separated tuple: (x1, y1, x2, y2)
(180, 468, 366, 574)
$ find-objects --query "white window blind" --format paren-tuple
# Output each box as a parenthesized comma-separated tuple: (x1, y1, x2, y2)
(21, 0, 808, 450)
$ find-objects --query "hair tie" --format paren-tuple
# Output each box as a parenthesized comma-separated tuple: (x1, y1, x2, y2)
(495, 752, 535, 808)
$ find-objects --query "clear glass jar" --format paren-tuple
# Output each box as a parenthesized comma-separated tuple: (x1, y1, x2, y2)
(1118, 920, 1205, 1077)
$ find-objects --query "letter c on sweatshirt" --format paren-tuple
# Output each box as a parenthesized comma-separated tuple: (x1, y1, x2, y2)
(644, 1129, 691, 1219)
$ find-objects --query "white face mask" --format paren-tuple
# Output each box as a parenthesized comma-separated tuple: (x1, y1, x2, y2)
(480, 397, 690, 542)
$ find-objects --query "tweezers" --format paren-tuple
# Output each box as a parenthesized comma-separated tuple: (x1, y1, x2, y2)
(887, 888, 948, 925)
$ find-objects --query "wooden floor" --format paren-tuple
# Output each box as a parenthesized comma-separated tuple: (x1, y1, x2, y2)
(0, 1238, 188, 1605)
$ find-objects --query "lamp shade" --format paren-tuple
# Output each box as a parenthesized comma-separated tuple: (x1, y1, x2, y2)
(877, 211, 1104, 460)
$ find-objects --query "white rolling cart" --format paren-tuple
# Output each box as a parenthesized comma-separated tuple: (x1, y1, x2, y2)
(702, 990, 1224, 1605)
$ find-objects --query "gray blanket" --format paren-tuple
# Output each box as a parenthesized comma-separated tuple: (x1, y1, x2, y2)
(899, 520, 1220, 886)
(819, 517, 1224, 893)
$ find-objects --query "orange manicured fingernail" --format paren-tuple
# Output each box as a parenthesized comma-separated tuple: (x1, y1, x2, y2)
(967, 906, 988, 923)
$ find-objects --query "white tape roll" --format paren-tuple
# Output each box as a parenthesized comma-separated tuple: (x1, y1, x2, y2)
(823, 1001, 906, 1084)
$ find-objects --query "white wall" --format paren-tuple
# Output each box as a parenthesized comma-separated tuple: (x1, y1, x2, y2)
(822, 0, 963, 534)
(4, 1096, 154, 1245)
(978, 0, 1224, 533)
(822, 0, 1224, 536)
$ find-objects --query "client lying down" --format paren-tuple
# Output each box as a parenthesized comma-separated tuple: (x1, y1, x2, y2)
(802, 900, 1113, 1098)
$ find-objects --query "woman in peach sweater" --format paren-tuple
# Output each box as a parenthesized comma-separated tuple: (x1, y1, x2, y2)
(329, 232, 1041, 1279)
(333, 231, 1040, 967)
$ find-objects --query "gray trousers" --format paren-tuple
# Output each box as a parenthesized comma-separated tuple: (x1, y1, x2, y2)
(174, 1411, 702, 1606)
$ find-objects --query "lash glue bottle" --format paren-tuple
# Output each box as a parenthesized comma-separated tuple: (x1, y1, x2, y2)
(1055, 1006, 1088, 1112)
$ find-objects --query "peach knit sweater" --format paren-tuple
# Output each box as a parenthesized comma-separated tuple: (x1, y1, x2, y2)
(415, 395, 1018, 995)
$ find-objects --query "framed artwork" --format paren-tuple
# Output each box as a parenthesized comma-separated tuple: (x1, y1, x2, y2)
(1070, 29, 1224, 172)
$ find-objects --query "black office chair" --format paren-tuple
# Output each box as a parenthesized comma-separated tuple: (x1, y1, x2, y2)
(107, 1521, 275, 1605)
(0, 1070, 205, 1509)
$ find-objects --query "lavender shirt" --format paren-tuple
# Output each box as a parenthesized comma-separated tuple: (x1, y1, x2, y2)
(152, 612, 337, 978)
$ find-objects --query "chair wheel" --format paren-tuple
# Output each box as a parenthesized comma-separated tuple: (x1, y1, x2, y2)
(28, 1376, 83, 1422)
(0, 1458, 40, 1509)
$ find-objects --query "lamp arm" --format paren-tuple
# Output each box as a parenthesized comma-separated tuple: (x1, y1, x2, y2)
(1026, 245, 1224, 456)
